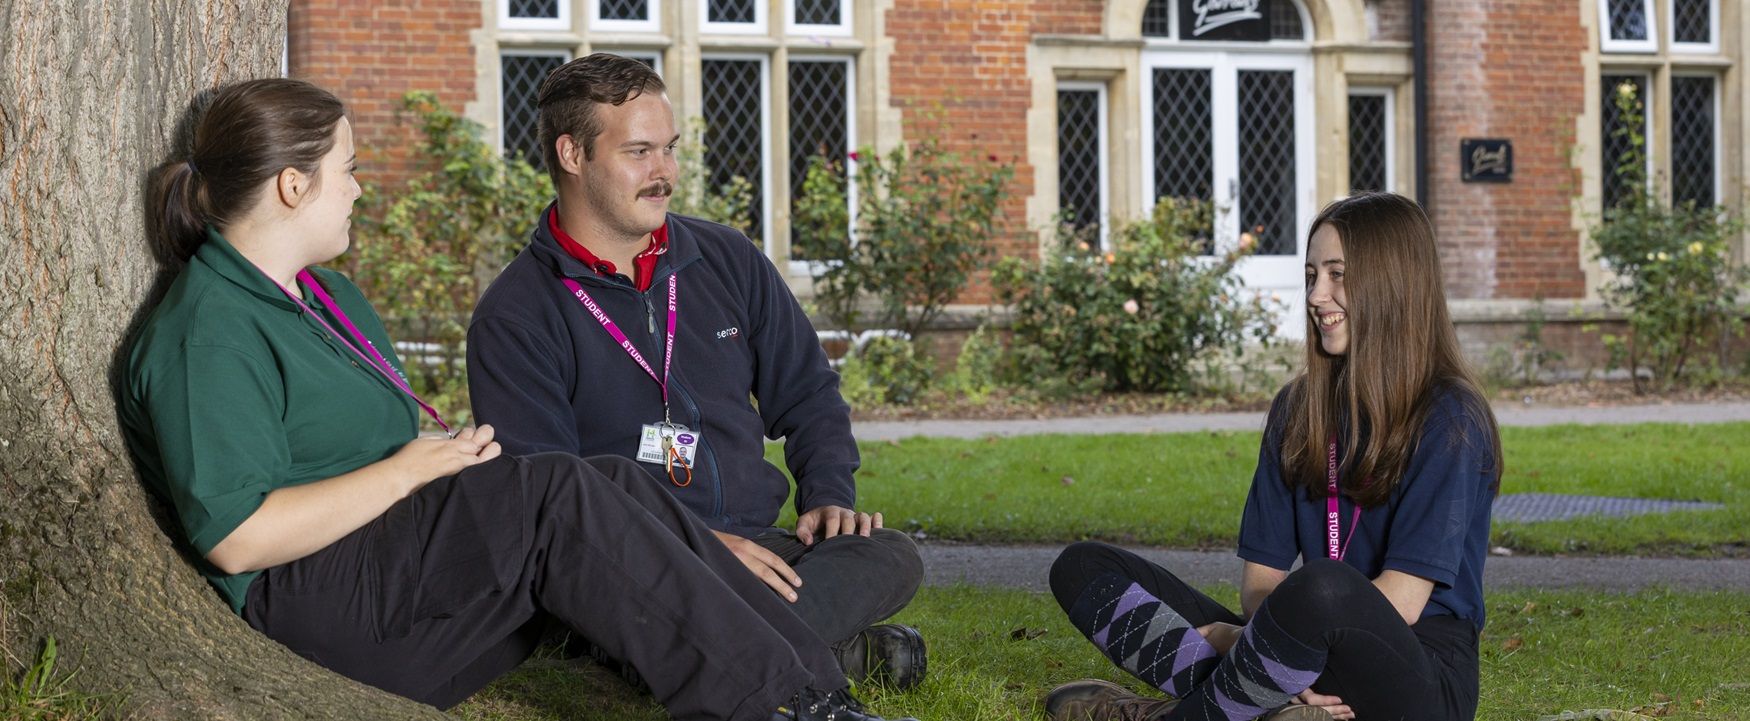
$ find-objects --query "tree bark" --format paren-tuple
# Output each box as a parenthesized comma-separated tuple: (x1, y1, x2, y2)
(0, 2, 444, 717)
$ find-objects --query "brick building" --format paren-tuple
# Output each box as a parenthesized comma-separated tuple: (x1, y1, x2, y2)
(287, 0, 1743, 359)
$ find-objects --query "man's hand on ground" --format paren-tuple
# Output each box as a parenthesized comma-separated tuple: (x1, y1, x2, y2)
(712, 530, 802, 602)
(795, 504, 882, 545)
(1294, 688, 1353, 720)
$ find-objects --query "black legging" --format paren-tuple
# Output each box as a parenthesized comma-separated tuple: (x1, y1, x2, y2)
(1050, 542, 1479, 721)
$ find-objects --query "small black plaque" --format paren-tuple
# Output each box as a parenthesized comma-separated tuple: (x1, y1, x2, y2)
(1461, 138, 1512, 183)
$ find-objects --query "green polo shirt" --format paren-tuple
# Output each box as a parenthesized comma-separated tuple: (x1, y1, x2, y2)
(121, 228, 420, 614)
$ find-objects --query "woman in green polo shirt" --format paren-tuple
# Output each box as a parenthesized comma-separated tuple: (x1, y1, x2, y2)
(123, 78, 907, 721)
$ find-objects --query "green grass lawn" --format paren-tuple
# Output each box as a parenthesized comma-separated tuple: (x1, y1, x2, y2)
(763, 422, 1750, 557)
(458, 585, 1750, 721)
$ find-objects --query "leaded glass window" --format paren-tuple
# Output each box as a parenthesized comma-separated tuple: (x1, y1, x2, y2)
(1348, 94, 1388, 192)
(599, 0, 649, 21)
(794, 0, 839, 26)
(1151, 68, 1213, 249)
(1270, 0, 1306, 40)
(708, 0, 757, 24)
(702, 59, 766, 240)
(788, 60, 850, 259)
(1238, 70, 1297, 255)
(509, 0, 560, 19)
(1601, 74, 1647, 212)
(1671, 76, 1715, 208)
(502, 53, 568, 169)
(1143, 0, 1172, 37)
(1672, 0, 1711, 45)
(1057, 87, 1104, 238)
(1606, 0, 1650, 42)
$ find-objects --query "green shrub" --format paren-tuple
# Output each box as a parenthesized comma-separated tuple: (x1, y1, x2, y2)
(992, 198, 1277, 394)
(1591, 81, 1748, 390)
(949, 325, 1003, 403)
(345, 92, 553, 424)
(793, 143, 1014, 337)
(837, 335, 934, 407)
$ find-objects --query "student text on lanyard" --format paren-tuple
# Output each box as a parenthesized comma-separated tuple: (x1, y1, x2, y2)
(1326, 437, 1363, 561)
(560, 273, 692, 487)
(278, 270, 453, 436)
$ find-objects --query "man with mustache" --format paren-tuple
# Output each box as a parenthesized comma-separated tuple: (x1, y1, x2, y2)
(467, 53, 926, 696)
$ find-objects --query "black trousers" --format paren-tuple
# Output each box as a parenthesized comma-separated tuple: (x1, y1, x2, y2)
(750, 528, 924, 646)
(242, 453, 845, 720)
(1050, 542, 1479, 721)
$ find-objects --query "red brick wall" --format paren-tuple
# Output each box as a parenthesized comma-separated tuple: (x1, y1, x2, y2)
(1427, 0, 1587, 299)
(1375, 0, 1411, 42)
(288, 1, 481, 189)
(883, 1, 1105, 303)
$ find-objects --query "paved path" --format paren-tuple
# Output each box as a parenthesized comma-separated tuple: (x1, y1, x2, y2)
(920, 543, 1750, 593)
(855, 401, 1750, 441)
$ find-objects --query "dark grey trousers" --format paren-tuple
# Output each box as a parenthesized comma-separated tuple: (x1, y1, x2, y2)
(242, 453, 845, 720)
(751, 527, 924, 646)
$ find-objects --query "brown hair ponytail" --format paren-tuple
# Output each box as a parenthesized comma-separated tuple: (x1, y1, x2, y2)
(148, 78, 346, 263)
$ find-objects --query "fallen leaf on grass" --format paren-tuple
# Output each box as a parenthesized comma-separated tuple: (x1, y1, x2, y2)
(1009, 627, 1048, 641)
(1569, 607, 1585, 618)
(1521, 601, 1539, 614)
(1061, 476, 1075, 486)
(1502, 636, 1524, 652)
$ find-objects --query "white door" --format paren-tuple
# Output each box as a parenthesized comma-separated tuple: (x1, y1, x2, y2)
(1143, 50, 1314, 339)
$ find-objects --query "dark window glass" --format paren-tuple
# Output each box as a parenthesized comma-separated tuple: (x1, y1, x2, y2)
(1238, 70, 1298, 255)
(1348, 94, 1388, 192)
(502, 54, 568, 168)
(702, 59, 766, 238)
(1057, 88, 1104, 237)
(1601, 74, 1646, 211)
(1152, 68, 1213, 250)
(789, 61, 850, 258)
(1671, 76, 1715, 208)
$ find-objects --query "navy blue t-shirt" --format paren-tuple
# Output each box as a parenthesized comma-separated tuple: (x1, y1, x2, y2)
(1238, 384, 1498, 630)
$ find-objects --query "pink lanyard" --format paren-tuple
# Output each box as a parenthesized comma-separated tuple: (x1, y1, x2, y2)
(561, 274, 679, 421)
(278, 270, 451, 435)
(1326, 437, 1362, 561)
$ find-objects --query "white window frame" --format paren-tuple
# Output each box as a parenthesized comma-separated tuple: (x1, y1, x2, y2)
(786, 0, 853, 37)
(1056, 81, 1111, 250)
(500, 0, 571, 32)
(700, 53, 773, 249)
(1670, 71, 1722, 206)
(700, 0, 768, 35)
(1599, 0, 1658, 53)
(592, 0, 662, 33)
(1668, 0, 1719, 54)
(1346, 86, 1396, 193)
(786, 55, 858, 275)
(498, 49, 574, 155)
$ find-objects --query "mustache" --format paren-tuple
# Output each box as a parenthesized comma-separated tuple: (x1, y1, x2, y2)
(639, 180, 674, 198)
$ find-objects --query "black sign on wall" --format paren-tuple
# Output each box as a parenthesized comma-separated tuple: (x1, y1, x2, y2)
(1180, 0, 1270, 41)
(1460, 138, 1513, 183)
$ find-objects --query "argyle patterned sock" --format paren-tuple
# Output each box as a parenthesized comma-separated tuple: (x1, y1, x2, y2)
(1066, 572, 1220, 698)
(1169, 601, 1324, 721)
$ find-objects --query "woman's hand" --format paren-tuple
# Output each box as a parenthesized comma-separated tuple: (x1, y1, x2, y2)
(1294, 689, 1353, 720)
(389, 425, 502, 493)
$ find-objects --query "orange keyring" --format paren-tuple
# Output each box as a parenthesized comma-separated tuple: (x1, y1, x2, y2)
(666, 445, 693, 487)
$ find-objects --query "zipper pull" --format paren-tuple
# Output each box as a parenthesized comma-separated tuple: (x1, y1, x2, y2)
(647, 300, 656, 334)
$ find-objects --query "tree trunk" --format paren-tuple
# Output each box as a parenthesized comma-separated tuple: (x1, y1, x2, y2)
(0, 2, 444, 717)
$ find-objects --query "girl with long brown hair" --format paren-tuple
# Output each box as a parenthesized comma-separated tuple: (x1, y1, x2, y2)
(1044, 192, 1501, 721)
(122, 77, 912, 721)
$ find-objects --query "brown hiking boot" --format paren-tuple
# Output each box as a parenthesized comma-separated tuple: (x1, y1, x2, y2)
(1043, 679, 1179, 721)
(1262, 704, 1335, 720)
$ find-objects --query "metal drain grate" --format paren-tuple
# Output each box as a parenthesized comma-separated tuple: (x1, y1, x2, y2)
(1492, 493, 1724, 524)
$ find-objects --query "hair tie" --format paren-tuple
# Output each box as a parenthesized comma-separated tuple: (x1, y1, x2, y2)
(185, 160, 199, 176)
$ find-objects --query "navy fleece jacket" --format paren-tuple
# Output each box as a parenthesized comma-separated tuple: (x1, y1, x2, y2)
(467, 206, 859, 537)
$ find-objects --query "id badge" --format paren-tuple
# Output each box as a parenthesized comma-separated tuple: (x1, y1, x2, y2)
(636, 423, 699, 465)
